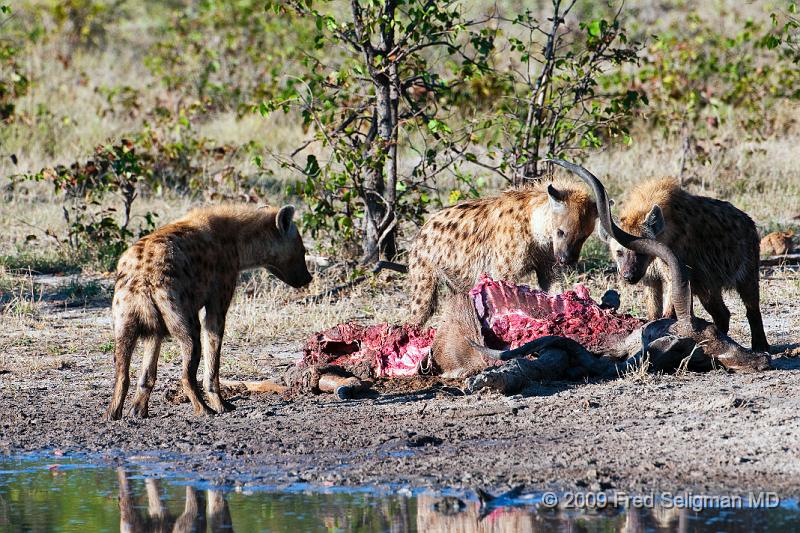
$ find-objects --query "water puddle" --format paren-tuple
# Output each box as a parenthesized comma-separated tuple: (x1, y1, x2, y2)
(1, 452, 799, 532)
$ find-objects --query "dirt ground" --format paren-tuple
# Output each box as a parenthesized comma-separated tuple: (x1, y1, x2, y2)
(2, 268, 800, 497)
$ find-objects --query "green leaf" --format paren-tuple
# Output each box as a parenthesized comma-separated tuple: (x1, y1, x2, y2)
(325, 16, 337, 32)
(305, 155, 322, 179)
(427, 119, 452, 134)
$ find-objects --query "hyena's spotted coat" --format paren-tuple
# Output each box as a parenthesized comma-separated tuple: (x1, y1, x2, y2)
(407, 180, 598, 325)
(603, 177, 769, 352)
(106, 204, 312, 420)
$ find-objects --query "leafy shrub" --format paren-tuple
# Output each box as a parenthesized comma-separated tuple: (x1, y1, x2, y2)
(18, 141, 159, 271)
(261, 0, 645, 260)
(640, 9, 800, 138)
(0, 5, 30, 121)
(144, 0, 316, 115)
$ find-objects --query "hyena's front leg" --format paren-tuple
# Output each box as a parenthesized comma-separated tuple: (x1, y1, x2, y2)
(534, 266, 554, 293)
(644, 280, 664, 321)
(202, 302, 234, 414)
(407, 258, 438, 326)
(697, 289, 731, 335)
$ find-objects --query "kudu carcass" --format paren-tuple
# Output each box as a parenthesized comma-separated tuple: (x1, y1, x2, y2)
(463, 160, 770, 394)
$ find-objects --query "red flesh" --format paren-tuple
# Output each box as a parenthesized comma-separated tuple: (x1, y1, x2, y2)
(470, 274, 643, 353)
(301, 275, 643, 378)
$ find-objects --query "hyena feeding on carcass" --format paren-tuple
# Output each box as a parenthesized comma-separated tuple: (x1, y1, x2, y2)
(106, 205, 312, 420)
(600, 177, 769, 352)
(407, 180, 598, 325)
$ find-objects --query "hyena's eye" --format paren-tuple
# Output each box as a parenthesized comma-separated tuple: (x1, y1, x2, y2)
(556, 229, 565, 238)
(616, 250, 624, 257)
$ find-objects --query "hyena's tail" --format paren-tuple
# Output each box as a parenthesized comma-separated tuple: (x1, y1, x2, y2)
(130, 290, 169, 338)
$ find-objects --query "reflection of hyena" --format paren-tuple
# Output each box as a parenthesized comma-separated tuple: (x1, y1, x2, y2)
(408, 180, 598, 325)
(106, 205, 312, 420)
(601, 177, 769, 352)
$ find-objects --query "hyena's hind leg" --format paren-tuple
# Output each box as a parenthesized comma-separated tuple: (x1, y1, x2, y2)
(160, 298, 214, 416)
(407, 258, 439, 326)
(736, 271, 769, 352)
(106, 318, 139, 421)
(129, 336, 163, 418)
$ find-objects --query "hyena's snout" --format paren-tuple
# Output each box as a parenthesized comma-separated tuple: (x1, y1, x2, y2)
(291, 266, 313, 288)
(286, 254, 313, 288)
(555, 244, 583, 266)
(269, 263, 312, 288)
(555, 250, 579, 266)
(621, 268, 637, 283)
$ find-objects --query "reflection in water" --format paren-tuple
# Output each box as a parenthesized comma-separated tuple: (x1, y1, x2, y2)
(418, 495, 797, 533)
(117, 468, 232, 532)
(1, 455, 799, 532)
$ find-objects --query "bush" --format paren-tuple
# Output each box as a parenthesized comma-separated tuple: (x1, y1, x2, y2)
(0, 5, 30, 121)
(17, 141, 159, 271)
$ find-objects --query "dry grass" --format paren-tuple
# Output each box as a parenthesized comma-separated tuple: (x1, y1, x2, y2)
(2, 0, 798, 261)
(1, 0, 798, 371)
(581, 114, 800, 225)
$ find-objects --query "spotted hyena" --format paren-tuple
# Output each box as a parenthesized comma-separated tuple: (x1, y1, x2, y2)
(600, 177, 769, 352)
(106, 204, 312, 420)
(407, 180, 598, 325)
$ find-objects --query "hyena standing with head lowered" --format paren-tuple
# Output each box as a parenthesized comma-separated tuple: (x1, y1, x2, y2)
(407, 180, 598, 325)
(106, 205, 312, 420)
(602, 177, 769, 352)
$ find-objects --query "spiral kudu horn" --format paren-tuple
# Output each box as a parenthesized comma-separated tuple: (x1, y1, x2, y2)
(544, 159, 693, 324)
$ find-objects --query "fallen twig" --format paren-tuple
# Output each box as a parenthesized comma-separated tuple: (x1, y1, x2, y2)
(220, 379, 287, 394)
(300, 260, 407, 303)
(760, 254, 800, 266)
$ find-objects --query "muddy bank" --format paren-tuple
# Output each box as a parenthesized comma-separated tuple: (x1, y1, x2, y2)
(2, 273, 800, 496)
(3, 345, 800, 496)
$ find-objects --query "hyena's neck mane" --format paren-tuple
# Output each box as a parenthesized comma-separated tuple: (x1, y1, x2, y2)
(503, 180, 592, 246)
(619, 177, 687, 245)
(183, 205, 282, 269)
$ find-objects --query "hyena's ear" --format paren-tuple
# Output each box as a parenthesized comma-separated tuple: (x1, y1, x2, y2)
(547, 184, 568, 214)
(643, 204, 665, 238)
(594, 198, 616, 242)
(276, 205, 296, 235)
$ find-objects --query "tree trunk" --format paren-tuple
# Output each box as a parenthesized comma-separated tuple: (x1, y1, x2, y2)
(362, 77, 399, 263)
(518, 0, 567, 184)
(361, 0, 399, 263)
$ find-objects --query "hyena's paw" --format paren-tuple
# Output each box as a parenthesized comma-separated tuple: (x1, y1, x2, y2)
(192, 402, 217, 417)
(104, 407, 123, 421)
(207, 393, 235, 414)
(128, 402, 149, 419)
(129, 392, 151, 419)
